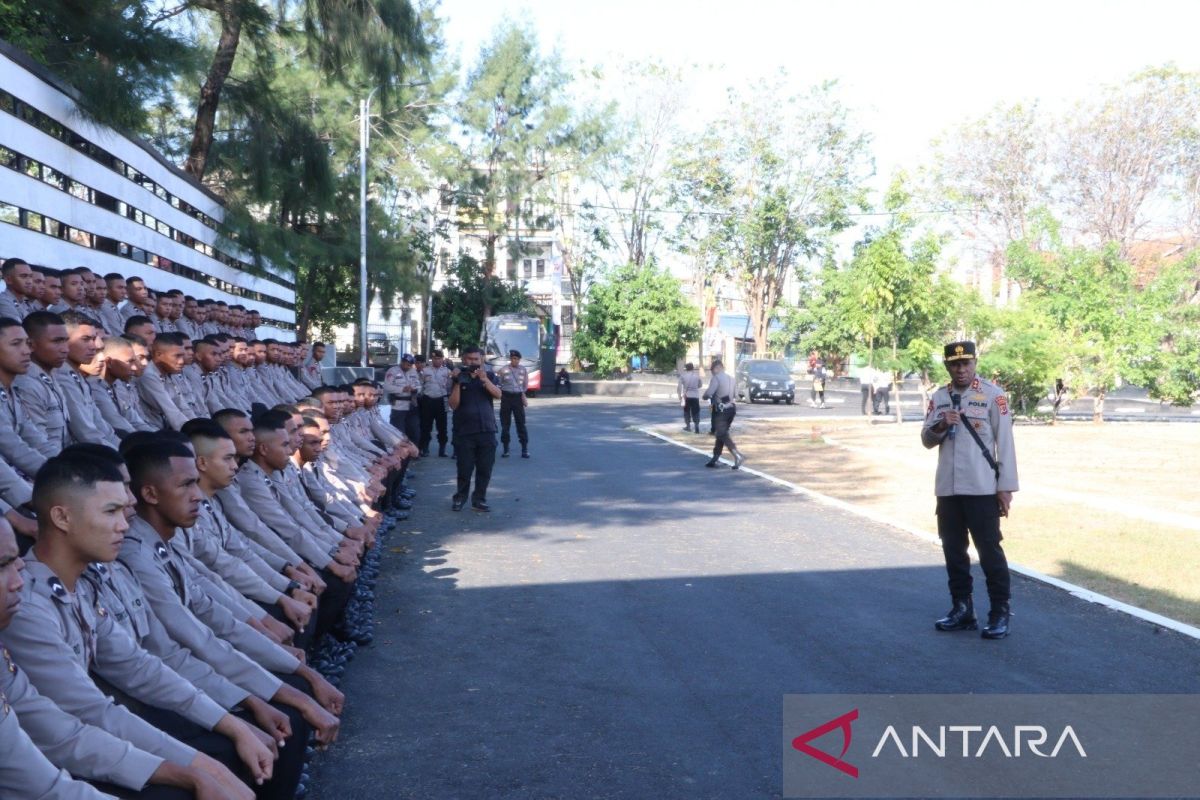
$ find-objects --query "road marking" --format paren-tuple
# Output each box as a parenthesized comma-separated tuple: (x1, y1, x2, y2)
(636, 425, 1200, 642)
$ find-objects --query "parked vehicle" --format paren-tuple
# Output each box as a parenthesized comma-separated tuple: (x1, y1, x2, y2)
(736, 359, 796, 404)
(366, 332, 399, 366)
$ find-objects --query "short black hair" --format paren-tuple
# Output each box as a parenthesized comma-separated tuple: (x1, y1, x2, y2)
(251, 408, 290, 433)
(1, 258, 28, 276)
(58, 310, 103, 332)
(312, 386, 338, 399)
(462, 345, 483, 357)
(33, 450, 125, 519)
(273, 404, 300, 416)
(23, 310, 65, 340)
(154, 332, 186, 350)
(312, 342, 326, 350)
(126, 276, 144, 287)
(103, 273, 124, 283)
(124, 441, 194, 501)
(118, 429, 186, 458)
(124, 315, 153, 332)
(0, 316, 22, 334)
(212, 408, 249, 427)
(61, 443, 124, 467)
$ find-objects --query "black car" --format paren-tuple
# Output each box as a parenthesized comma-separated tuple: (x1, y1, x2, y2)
(366, 332, 399, 366)
(736, 359, 796, 404)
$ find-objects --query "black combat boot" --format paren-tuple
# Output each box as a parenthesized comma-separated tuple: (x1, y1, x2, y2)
(704, 458, 719, 468)
(934, 597, 977, 631)
(438, 445, 447, 457)
(501, 445, 510, 458)
(981, 603, 1010, 639)
(521, 446, 529, 459)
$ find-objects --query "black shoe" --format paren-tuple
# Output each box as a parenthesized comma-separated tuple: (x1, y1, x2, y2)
(471, 500, 491, 512)
(521, 449, 529, 459)
(501, 448, 510, 458)
(683, 425, 692, 432)
(452, 497, 465, 512)
(981, 603, 1011, 639)
(934, 597, 978, 631)
(705, 459, 719, 468)
(438, 446, 447, 457)
(420, 449, 430, 457)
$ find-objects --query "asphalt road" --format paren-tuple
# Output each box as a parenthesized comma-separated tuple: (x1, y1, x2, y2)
(309, 398, 1200, 799)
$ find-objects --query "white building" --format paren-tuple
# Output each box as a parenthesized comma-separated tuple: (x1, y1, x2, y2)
(0, 41, 295, 337)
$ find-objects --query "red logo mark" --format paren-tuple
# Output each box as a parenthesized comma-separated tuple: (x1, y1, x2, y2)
(996, 396, 1009, 416)
(792, 709, 859, 778)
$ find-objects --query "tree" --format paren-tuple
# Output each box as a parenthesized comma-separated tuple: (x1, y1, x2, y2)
(431, 255, 535, 354)
(453, 22, 606, 324)
(672, 76, 871, 355)
(573, 263, 700, 375)
(924, 102, 1047, 304)
(585, 60, 688, 267)
(1054, 66, 1200, 256)
(175, 0, 429, 180)
(0, 0, 192, 132)
(842, 176, 968, 421)
(971, 304, 1060, 415)
(1004, 213, 1193, 422)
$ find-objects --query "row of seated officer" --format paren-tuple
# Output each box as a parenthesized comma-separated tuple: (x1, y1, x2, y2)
(0, 257, 419, 799)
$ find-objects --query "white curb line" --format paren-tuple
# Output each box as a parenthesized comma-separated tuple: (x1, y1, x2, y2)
(636, 425, 1200, 642)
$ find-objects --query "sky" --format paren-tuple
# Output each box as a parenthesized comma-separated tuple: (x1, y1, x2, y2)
(436, 0, 1200, 195)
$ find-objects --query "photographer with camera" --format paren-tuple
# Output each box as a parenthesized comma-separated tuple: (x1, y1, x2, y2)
(448, 347, 502, 512)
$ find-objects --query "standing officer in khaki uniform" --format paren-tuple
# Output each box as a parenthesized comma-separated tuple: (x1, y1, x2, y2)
(418, 350, 452, 457)
(677, 363, 702, 433)
(921, 340, 1019, 640)
(382, 354, 422, 446)
(497, 350, 529, 459)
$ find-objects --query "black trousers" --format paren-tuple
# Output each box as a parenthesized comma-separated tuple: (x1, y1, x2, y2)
(860, 385, 871, 414)
(936, 494, 1010, 605)
(683, 397, 700, 427)
(418, 395, 448, 452)
(499, 392, 528, 447)
(315, 569, 355, 642)
(389, 407, 421, 446)
(712, 406, 737, 458)
(873, 386, 890, 413)
(454, 431, 496, 502)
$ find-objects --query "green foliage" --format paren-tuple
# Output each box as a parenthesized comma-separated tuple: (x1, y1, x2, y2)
(0, 0, 194, 133)
(1005, 213, 1200, 416)
(670, 76, 871, 352)
(431, 255, 535, 353)
(573, 263, 700, 374)
(971, 304, 1060, 412)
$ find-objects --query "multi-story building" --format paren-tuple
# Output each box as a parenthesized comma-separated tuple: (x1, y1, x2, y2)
(0, 41, 296, 336)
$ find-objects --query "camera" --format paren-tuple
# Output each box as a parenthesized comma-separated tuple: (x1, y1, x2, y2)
(458, 363, 479, 385)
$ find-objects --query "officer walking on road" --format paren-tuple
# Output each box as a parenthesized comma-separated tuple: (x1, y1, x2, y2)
(921, 341, 1019, 640)
(678, 363, 702, 433)
(702, 360, 744, 470)
(497, 350, 529, 459)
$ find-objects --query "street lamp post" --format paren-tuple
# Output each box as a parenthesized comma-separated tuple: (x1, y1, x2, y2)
(359, 88, 381, 369)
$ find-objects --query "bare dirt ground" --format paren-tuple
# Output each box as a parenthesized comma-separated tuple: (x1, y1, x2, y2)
(652, 418, 1200, 626)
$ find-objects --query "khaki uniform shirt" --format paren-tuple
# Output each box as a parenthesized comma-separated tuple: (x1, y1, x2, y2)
(117, 516, 297, 681)
(55, 366, 121, 448)
(0, 380, 51, 475)
(0, 289, 35, 321)
(3, 557, 212, 769)
(420, 365, 453, 399)
(12, 362, 70, 455)
(921, 377, 1019, 496)
(497, 364, 529, 394)
(383, 366, 421, 410)
(136, 362, 192, 430)
(0, 641, 160, 793)
(678, 371, 702, 399)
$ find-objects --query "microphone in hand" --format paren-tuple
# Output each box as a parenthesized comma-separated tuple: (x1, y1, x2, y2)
(948, 393, 960, 440)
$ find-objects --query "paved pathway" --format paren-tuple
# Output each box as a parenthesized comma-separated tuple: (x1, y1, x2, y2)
(309, 399, 1200, 799)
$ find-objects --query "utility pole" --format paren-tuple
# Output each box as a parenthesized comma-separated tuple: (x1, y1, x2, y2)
(359, 89, 380, 368)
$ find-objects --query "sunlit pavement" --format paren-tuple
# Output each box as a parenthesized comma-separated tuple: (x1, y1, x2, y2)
(310, 399, 1200, 799)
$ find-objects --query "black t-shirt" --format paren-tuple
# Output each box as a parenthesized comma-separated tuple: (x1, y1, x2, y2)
(452, 369, 499, 435)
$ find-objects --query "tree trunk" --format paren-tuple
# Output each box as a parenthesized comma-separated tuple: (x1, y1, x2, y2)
(892, 336, 903, 423)
(1093, 389, 1105, 423)
(185, 2, 242, 179)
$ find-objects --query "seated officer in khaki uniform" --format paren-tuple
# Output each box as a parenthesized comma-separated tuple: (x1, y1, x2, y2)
(921, 340, 1019, 640)
(3, 451, 271, 796)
